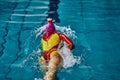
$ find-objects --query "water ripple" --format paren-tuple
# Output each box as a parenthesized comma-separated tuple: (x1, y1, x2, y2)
(3, 21, 42, 24)
(12, 13, 47, 17)
(29, 6, 48, 9)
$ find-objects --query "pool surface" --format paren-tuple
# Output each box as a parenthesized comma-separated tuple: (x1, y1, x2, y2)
(0, 0, 120, 80)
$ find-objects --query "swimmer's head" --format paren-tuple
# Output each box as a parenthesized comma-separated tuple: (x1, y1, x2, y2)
(45, 18, 55, 34)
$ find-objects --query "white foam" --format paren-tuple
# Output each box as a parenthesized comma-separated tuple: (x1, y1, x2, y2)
(59, 46, 81, 68)
(55, 25, 77, 39)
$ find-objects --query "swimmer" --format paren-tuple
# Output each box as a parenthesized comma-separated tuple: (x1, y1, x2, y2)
(38, 18, 74, 80)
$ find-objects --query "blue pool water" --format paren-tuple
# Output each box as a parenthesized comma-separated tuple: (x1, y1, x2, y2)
(0, 0, 120, 80)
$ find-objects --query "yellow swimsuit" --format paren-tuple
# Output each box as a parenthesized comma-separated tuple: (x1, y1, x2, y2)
(41, 33, 60, 60)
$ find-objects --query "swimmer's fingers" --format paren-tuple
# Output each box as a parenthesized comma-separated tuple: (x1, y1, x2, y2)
(66, 44, 72, 50)
(38, 56, 44, 64)
(39, 56, 48, 66)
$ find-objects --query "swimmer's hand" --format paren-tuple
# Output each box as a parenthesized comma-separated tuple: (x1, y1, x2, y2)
(67, 44, 74, 50)
(38, 56, 45, 64)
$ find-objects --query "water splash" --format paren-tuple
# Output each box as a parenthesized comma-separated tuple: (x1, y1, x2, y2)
(55, 25, 77, 40)
(59, 46, 81, 69)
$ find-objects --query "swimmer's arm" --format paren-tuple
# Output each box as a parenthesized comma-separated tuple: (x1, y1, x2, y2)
(58, 33, 75, 50)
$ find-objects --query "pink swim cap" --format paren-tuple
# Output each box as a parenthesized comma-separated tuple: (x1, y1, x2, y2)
(45, 18, 55, 33)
